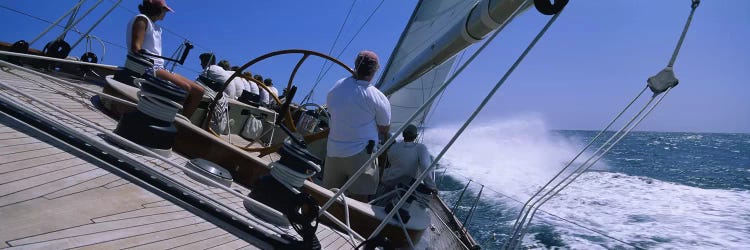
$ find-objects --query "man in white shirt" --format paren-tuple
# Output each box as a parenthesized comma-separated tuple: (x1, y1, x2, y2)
(254, 75, 270, 106)
(242, 72, 260, 95)
(381, 124, 437, 193)
(197, 53, 237, 99)
(264, 78, 279, 99)
(324, 50, 391, 202)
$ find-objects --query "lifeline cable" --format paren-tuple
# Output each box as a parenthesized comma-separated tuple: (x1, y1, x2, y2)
(505, 1, 700, 248)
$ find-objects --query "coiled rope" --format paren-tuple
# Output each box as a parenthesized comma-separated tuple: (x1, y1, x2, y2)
(133, 78, 183, 122)
(269, 162, 317, 194)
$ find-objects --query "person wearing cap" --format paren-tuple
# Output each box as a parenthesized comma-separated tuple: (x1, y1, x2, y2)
(381, 124, 437, 193)
(324, 50, 391, 202)
(127, 0, 204, 117)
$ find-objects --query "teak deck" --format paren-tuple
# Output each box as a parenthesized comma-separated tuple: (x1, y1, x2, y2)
(0, 66, 356, 249)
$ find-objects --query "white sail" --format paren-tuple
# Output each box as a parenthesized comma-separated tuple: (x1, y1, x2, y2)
(387, 58, 455, 131)
(376, 0, 532, 131)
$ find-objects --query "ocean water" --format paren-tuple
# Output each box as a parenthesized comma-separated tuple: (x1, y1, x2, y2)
(423, 117, 749, 249)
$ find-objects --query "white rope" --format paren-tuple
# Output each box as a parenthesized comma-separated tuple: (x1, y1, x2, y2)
(135, 90, 183, 121)
(321, 210, 365, 244)
(88, 35, 107, 62)
(267, 161, 368, 246)
(269, 162, 316, 194)
(334, 190, 357, 246)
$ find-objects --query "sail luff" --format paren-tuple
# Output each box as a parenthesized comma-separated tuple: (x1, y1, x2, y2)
(377, 0, 532, 96)
(376, 0, 425, 89)
(376, 0, 532, 132)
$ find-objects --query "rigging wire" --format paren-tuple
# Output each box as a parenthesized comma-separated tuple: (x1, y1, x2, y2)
(318, 0, 531, 226)
(58, 0, 86, 41)
(0, 4, 74, 29)
(300, 0, 386, 104)
(506, 2, 700, 248)
(339, 1, 556, 241)
(29, 0, 87, 45)
(0, 3, 204, 74)
(304, 0, 358, 103)
(420, 49, 468, 143)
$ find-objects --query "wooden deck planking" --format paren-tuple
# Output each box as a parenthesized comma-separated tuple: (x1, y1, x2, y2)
(0, 166, 108, 207)
(326, 233, 354, 250)
(0, 136, 45, 145)
(0, 158, 87, 185)
(129, 227, 229, 250)
(1, 67, 359, 249)
(43, 173, 124, 200)
(0, 74, 255, 249)
(71, 222, 217, 250)
(0, 141, 53, 155)
(318, 229, 342, 248)
(204, 238, 253, 250)
(171, 232, 243, 250)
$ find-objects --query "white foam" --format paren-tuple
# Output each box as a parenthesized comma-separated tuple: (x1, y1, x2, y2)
(544, 172, 750, 249)
(425, 115, 750, 249)
(422, 114, 605, 199)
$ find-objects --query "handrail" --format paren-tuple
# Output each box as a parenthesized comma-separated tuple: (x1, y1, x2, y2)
(0, 50, 118, 70)
(439, 169, 642, 248)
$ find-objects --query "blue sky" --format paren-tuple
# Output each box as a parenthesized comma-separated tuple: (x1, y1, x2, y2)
(1, 1, 747, 133)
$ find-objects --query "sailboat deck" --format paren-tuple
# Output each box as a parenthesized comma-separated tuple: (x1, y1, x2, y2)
(0, 65, 356, 249)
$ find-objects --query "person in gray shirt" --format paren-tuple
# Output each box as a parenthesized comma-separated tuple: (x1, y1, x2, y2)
(381, 124, 436, 193)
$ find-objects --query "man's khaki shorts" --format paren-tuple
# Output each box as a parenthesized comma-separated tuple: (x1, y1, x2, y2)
(323, 149, 379, 195)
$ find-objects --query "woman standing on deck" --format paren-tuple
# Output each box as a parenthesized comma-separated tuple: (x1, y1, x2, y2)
(127, 0, 204, 117)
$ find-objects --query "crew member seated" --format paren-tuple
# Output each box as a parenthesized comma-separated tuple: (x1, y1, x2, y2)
(126, 0, 204, 117)
(198, 55, 243, 99)
(254, 74, 270, 106)
(237, 72, 261, 106)
(381, 124, 437, 194)
(196, 53, 225, 91)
